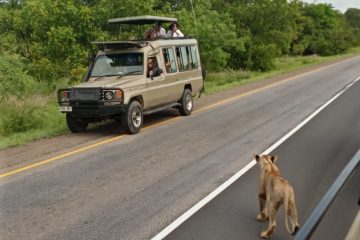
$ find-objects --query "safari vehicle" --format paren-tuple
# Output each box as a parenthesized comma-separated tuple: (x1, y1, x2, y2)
(58, 16, 205, 134)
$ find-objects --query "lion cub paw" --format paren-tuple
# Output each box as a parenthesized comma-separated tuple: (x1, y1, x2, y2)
(260, 231, 269, 239)
(257, 213, 267, 222)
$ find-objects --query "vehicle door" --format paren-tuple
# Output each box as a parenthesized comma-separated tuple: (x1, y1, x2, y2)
(175, 45, 203, 97)
(161, 47, 182, 102)
(145, 55, 168, 107)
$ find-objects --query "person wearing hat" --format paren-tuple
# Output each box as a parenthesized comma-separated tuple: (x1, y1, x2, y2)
(166, 22, 184, 38)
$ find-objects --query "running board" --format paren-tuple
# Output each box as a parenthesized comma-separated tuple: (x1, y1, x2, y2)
(143, 103, 180, 115)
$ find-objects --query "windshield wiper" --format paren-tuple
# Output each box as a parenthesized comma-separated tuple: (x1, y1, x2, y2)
(92, 74, 117, 81)
(93, 75, 106, 81)
(116, 71, 143, 79)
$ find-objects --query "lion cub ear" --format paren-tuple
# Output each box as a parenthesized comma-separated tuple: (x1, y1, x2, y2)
(255, 154, 260, 162)
(271, 155, 278, 163)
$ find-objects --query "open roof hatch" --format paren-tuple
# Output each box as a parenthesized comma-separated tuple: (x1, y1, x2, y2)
(108, 15, 177, 25)
(90, 41, 148, 51)
(108, 15, 177, 40)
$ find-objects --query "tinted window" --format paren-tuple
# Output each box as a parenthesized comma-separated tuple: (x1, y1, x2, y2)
(176, 46, 198, 72)
(163, 48, 177, 73)
(190, 46, 198, 69)
(180, 47, 189, 70)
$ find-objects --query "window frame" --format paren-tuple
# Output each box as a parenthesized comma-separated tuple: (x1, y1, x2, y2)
(162, 47, 178, 74)
(175, 45, 199, 72)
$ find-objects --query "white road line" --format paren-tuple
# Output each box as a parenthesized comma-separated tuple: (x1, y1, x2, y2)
(151, 75, 360, 240)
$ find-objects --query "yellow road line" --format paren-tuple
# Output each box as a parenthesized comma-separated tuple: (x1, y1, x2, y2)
(194, 56, 356, 113)
(0, 57, 355, 179)
(0, 136, 124, 178)
(195, 71, 309, 113)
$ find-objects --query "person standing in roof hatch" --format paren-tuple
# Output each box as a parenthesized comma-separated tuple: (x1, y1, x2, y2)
(143, 22, 166, 39)
(166, 22, 184, 38)
(153, 22, 166, 38)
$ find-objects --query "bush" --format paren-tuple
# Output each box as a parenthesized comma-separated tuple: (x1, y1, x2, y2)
(0, 101, 42, 136)
(0, 97, 66, 138)
(0, 53, 35, 98)
(248, 43, 280, 71)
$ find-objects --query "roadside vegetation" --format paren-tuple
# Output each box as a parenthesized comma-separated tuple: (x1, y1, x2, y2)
(206, 47, 360, 94)
(1, 0, 360, 149)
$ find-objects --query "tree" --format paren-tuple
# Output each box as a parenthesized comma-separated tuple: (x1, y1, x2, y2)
(345, 8, 360, 29)
(345, 8, 360, 46)
(293, 3, 354, 56)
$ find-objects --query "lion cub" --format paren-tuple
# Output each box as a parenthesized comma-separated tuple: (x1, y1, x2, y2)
(255, 154, 299, 239)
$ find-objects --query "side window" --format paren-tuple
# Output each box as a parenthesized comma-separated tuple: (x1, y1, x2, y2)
(176, 46, 198, 71)
(180, 47, 189, 71)
(175, 47, 183, 71)
(147, 57, 158, 77)
(163, 48, 177, 73)
(190, 46, 198, 69)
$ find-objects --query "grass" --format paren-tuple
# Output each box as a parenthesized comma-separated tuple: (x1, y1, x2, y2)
(204, 47, 360, 95)
(0, 98, 68, 149)
(1, 47, 360, 149)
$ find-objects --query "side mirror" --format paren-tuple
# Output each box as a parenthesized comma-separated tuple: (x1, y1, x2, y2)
(84, 53, 96, 82)
(151, 68, 163, 80)
(88, 53, 96, 64)
(154, 68, 163, 76)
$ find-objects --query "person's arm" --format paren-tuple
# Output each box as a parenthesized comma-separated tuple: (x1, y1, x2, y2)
(143, 29, 152, 39)
(166, 30, 172, 38)
(175, 29, 184, 37)
(160, 28, 166, 37)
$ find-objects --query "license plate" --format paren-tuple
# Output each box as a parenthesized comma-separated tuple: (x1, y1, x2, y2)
(59, 106, 72, 112)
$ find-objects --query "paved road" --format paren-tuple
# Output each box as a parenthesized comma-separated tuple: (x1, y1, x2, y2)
(165, 77, 360, 240)
(0, 56, 359, 240)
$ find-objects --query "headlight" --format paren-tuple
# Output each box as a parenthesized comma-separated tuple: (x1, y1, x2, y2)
(102, 89, 123, 101)
(58, 90, 71, 102)
(104, 91, 114, 100)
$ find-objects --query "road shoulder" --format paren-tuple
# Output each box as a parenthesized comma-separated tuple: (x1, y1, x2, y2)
(1, 55, 359, 173)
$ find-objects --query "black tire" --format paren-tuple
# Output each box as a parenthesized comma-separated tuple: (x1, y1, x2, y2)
(66, 113, 88, 133)
(179, 88, 193, 116)
(121, 100, 143, 134)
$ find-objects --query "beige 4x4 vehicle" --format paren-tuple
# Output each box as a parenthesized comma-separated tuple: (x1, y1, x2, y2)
(58, 16, 205, 134)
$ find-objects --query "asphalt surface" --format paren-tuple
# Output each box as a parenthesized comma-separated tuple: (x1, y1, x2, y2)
(165, 76, 360, 240)
(0, 56, 360, 240)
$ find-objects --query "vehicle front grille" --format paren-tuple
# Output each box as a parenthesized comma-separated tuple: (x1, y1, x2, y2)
(72, 88, 100, 101)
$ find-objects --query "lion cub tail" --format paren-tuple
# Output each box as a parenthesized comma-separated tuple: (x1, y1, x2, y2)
(284, 194, 292, 235)
(284, 191, 300, 235)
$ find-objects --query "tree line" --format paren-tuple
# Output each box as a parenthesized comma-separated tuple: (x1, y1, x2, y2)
(1, 0, 360, 93)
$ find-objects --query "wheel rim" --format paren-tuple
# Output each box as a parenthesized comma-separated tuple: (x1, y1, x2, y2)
(132, 108, 142, 128)
(186, 94, 193, 111)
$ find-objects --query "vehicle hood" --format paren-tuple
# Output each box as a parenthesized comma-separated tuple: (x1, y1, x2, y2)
(73, 76, 141, 89)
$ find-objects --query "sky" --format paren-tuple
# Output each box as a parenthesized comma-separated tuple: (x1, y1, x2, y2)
(304, 0, 360, 13)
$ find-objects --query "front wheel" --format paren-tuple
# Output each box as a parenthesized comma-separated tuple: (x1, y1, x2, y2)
(121, 100, 143, 134)
(66, 113, 88, 133)
(179, 88, 193, 116)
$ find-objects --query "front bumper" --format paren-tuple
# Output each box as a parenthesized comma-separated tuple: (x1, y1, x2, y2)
(59, 100, 127, 118)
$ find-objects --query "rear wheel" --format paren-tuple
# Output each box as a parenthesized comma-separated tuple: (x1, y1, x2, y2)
(179, 88, 193, 116)
(121, 100, 143, 134)
(66, 113, 88, 132)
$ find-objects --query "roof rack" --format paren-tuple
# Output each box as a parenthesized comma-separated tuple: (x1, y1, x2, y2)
(108, 15, 177, 25)
(90, 41, 148, 51)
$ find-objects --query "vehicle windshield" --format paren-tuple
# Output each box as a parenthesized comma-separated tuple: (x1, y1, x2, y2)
(90, 53, 144, 78)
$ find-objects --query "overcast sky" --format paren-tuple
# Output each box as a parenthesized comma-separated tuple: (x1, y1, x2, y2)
(304, 0, 360, 12)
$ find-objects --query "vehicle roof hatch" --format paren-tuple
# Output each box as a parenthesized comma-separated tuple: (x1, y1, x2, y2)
(108, 15, 177, 25)
(90, 41, 147, 50)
